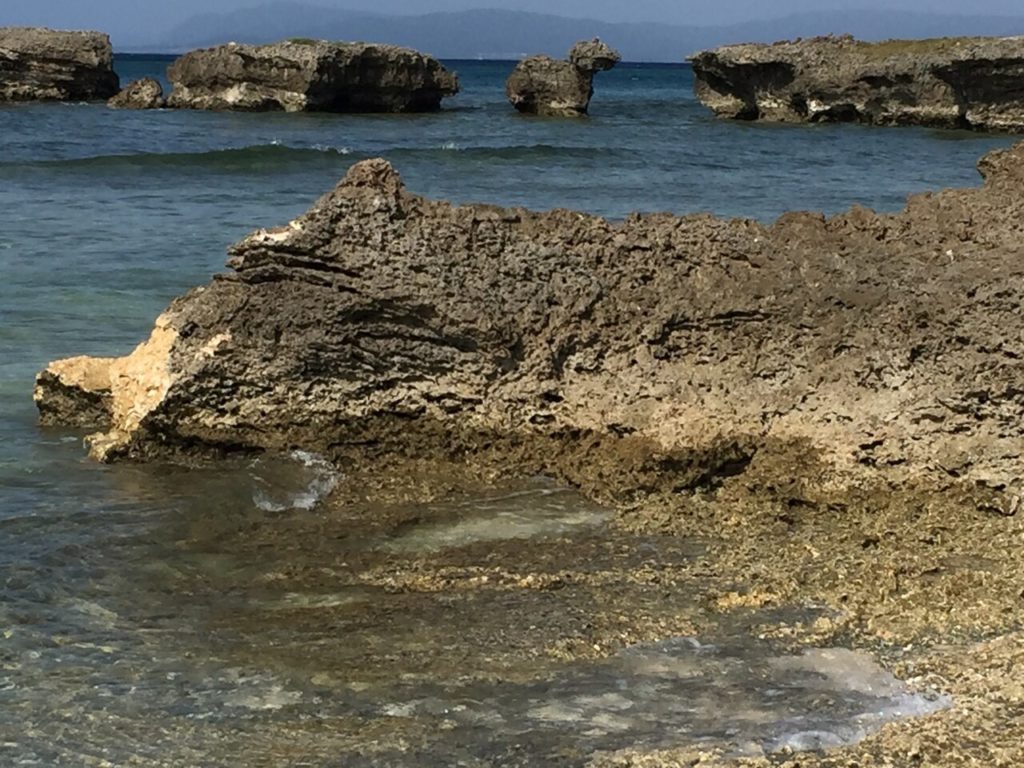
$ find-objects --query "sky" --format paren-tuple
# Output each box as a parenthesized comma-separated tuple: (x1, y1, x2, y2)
(5, 0, 1024, 44)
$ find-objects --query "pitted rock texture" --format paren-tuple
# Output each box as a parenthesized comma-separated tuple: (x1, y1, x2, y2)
(108, 77, 165, 109)
(166, 40, 459, 113)
(691, 34, 1024, 132)
(0, 27, 119, 102)
(506, 39, 620, 117)
(35, 142, 1024, 505)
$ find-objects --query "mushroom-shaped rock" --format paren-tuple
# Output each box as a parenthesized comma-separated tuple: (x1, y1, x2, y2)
(166, 39, 460, 113)
(569, 38, 621, 74)
(108, 77, 165, 109)
(0, 26, 119, 102)
(506, 38, 621, 117)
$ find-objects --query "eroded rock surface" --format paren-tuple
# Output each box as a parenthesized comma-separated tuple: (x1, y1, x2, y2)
(691, 34, 1024, 132)
(35, 141, 1024, 510)
(166, 40, 459, 112)
(108, 77, 165, 109)
(0, 27, 119, 102)
(507, 39, 620, 116)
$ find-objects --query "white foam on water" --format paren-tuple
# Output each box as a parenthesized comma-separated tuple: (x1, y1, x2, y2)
(383, 638, 951, 759)
(251, 450, 340, 512)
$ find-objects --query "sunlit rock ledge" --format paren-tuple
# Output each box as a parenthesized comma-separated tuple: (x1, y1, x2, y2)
(690, 34, 1024, 132)
(35, 141, 1024, 508)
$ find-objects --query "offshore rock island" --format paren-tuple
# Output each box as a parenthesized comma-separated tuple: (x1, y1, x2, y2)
(36, 140, 1024, 507)
(691, 34, 1024, 132)
(166, 39, 460, 112)
(506, 39, 621, 116)
(0, 26, 119, 101)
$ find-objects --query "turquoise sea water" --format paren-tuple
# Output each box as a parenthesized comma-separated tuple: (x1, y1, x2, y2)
(0, 55, 1007, 764)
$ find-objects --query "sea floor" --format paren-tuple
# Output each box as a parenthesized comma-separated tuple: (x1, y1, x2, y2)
(6, 451, 1008, 767)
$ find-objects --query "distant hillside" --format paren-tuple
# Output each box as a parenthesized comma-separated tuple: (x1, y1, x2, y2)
(135, 4, 1024, 61)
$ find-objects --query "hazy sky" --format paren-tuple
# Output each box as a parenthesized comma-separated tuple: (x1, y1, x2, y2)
(6, 0, 1024, 43)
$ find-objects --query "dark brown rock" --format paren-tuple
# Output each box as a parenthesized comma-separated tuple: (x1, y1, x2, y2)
(35, 140, 1024, 510)
(108, 77, 165, 109)
(690, 34, 1024, 132)
(506, 39, 621, 117)
(166, 39, 459, 113)
(0, 26, 119, 102)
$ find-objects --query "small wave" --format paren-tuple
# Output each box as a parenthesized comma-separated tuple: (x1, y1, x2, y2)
(312, 143, 352, 155)
(0, 142, 624, 175)
(1, 144, 359, 173)
(251, 450, 339, 512)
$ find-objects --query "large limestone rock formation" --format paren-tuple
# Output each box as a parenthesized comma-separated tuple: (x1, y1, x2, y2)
(166, 40, 459, 112)
(0, 27, 119, 101)
(506, 39, 621, 117)
(690, 34, 1024, 132)
(108, 77, 165, 109)
(35, 141, 1024, 510)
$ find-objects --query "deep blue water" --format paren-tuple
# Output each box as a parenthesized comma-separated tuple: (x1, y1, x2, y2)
(0, 55, 1012, 765)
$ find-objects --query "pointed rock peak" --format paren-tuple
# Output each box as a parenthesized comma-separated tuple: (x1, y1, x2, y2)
(341, 158, 406, 194)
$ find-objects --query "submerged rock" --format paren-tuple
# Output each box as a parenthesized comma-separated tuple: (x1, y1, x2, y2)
(0, 27, 119, 102)
(506, 38, 620, 117)
(34, 141, 1024, 508)
(690, 34, 1024, 132)
(108, 77, 165, 109)
(166, 39, 459, 113)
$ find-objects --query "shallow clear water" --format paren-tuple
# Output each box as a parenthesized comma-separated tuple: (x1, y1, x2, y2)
(0, 54, 987, 763)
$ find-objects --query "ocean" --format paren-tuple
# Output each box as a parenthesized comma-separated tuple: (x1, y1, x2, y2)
(0, 55, 1010, 765)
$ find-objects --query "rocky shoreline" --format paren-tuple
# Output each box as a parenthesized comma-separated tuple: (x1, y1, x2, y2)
(35, 141, 1024, 502)
(691, 34, 1024, 132)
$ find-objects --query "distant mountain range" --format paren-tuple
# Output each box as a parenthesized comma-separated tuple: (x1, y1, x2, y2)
(130, 4, 1024, 61)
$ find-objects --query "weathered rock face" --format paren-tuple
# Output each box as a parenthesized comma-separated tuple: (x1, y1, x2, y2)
(166, 40, 459, 113)
(691, 34, 1024, 132)
(107, 77, 165, 109)
(506, 39, 621, 117)
(35, 141, 1024, 508)
(0, 27, 119, 102)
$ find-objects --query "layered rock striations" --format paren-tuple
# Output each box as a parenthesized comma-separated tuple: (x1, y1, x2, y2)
(108, 77, 165, 109)
(691, 34, 1024, 132)
(0, 27, 119, 102)
(506, 39, 621, 117)
(36, 141, 1024, 505)
(166, 40, 459, 113)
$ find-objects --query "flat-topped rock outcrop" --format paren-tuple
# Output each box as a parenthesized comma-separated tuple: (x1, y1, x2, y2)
(166, 39, 459, 112)
(108, 77, 165, 109)
(35, 140, 1024, 511)
(691, 34, 1024, 132)
(0, 27, 119, 102)
(506, 38, 620, 117)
